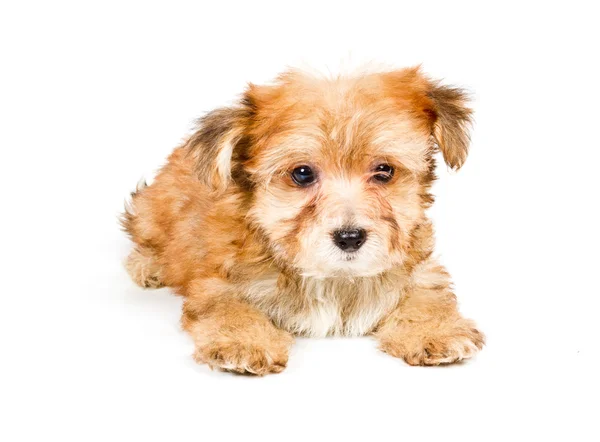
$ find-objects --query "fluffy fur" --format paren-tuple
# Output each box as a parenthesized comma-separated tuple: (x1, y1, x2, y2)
(122, 67, 484, 375)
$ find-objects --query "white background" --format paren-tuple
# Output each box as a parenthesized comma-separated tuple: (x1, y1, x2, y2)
(2, 1, 599, 441)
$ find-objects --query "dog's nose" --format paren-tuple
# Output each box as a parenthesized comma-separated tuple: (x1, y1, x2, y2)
(332, 229, 367, 252)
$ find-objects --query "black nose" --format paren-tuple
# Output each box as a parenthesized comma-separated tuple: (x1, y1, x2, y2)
(332, 229, 367, 252)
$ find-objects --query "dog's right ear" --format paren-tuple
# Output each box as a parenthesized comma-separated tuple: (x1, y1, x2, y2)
(185, 106, 251, 192)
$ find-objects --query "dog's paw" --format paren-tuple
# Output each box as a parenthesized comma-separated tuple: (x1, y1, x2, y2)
(125, 247, 164, 289)
(193, 333, 293, 375)
(379, 319, 485, 366)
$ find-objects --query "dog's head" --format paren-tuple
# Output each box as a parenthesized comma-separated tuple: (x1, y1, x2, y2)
(188, 68, 472, 277)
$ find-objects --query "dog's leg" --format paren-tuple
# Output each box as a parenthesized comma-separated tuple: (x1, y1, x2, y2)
(125, 246, 164, 289)
(181, 282, 294, 375)
(374, 259, 484, 365)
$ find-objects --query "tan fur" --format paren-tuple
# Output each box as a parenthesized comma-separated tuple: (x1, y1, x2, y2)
(125, 246, 164, 288)
(121, 67, 484, 374)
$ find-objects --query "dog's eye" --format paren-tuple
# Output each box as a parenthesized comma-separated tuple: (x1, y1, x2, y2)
(372, 164, 395, 183)
(291, 165, 316, 186)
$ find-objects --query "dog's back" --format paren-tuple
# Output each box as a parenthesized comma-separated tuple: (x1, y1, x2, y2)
(121, 147, 246, 292)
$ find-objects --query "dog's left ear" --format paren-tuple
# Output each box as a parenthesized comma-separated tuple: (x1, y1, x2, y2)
(383, 68, 473, 170)
(426, 80, 473, 170)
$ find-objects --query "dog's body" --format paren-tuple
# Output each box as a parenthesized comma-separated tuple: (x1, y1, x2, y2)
(122, 67, 484, 374)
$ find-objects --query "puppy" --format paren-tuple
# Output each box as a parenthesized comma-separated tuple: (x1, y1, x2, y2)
(122, 67, 484, 375)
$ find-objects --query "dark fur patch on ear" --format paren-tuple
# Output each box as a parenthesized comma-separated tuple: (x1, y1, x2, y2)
(230, 134, 254, 191)
(240, 85, 259, 113)
(185, 107, 250, 190)
(428, 85, 473, 170)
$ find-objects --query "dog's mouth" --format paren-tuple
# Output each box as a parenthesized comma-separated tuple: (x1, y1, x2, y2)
(300, 251, 389, 278)
(342, 252, 358, 261)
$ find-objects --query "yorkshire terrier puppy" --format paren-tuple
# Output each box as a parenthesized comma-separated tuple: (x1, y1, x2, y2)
(122, 67, 484, 375)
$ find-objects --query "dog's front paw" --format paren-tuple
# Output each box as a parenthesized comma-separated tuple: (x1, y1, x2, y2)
(194, 332, 293, 375)
(379, 319, 485, 366)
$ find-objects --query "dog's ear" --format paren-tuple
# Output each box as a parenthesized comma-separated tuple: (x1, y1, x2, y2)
(426, 80, 473, 170)
(185, 106, 250, 191)
(383, 68, 473, 170)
